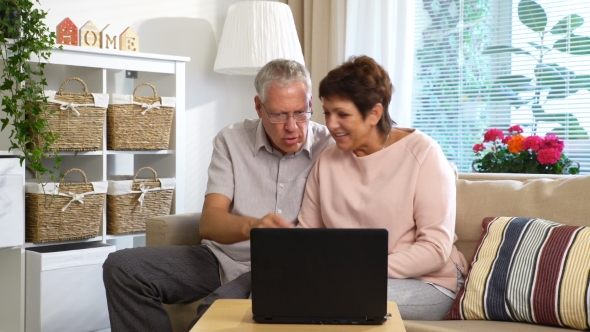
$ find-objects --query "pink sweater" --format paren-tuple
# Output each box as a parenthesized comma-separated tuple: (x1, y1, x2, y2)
(298, 129, 467, 291)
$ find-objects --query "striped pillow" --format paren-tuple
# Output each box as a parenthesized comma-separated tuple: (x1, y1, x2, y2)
(445, 216, 590, 330)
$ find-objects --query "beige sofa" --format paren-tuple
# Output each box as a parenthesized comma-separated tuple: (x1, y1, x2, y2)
(146, 172, 590, 332)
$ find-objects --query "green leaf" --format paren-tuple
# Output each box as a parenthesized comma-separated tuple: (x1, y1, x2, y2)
(488, 83, 522, 103)
(495, 75, 533, 93)
(547, 114, 589, 139)
(483, 45, 530, 55)
(570, 75, 590, 92)
(527, 42, 550, 52)
(535, 64, 575, 99)
(518, 0, 547, 33)
(554, 34, 590, 55)
(531, 104, 546, 117)
(551, 14, 584, 35)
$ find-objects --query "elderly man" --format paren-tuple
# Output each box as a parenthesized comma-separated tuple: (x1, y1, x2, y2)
(103, 59, 334, 332)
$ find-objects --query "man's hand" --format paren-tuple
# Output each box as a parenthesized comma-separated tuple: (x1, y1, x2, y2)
(248, 213, 294, 230)
(242, 213, 293, 240)
(200, 194, 293, 244)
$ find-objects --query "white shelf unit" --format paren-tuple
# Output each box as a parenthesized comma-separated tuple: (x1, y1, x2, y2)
(0, 45, 189, 332)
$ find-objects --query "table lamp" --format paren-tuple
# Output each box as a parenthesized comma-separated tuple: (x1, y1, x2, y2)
(214, 1, 305, 75)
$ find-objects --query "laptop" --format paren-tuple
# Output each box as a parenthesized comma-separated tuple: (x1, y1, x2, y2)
(250, 228, 388, 325)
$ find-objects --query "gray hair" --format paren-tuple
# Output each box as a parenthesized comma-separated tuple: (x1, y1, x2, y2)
(254, 59, 312, 103)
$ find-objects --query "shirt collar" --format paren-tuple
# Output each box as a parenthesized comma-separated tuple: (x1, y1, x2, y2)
(254, 119, 314, 159)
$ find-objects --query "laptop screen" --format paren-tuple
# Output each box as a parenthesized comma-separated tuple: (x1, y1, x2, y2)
(250, 228, 388, 325)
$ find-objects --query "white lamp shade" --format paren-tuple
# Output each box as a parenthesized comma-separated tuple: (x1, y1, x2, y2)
(214, 1, 305, 75)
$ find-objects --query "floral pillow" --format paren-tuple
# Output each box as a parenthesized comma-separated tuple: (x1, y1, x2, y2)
(445, 216, 590, 330)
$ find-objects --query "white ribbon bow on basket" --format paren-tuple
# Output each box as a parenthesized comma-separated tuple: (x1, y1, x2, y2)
(58, 191, 95, 211)
(133, 183, 161, 211)
(51, 101, 96, 116)
(133, 101, 161, 115)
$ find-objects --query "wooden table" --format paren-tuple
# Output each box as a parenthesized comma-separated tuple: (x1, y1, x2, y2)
(191, 299, 406, 331)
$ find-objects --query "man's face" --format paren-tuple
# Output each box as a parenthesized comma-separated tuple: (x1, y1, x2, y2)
(255, 81, 311, 155)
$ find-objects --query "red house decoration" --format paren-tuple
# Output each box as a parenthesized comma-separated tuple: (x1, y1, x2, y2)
(57, 17, 78, 46)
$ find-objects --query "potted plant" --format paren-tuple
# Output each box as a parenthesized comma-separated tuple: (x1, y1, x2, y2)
(0, 0, 61, 182)
(472, 125, 580, 174)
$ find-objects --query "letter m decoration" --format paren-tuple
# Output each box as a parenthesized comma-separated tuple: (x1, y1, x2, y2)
(57, 17, 79, 46)
(100, 24, 118, 50)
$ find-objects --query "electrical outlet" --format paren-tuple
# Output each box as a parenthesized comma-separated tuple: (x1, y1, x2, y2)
(126, 71, 138, 79)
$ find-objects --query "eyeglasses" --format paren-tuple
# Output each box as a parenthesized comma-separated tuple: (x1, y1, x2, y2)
(261, 103, 313, 124)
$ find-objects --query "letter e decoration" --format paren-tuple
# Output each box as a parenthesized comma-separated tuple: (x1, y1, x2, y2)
(119, 27, 139, 52)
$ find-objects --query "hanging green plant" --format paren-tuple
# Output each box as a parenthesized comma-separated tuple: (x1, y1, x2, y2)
(0, 0, 62, 182)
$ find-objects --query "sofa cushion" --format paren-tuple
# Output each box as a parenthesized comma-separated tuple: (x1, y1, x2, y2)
(455, 175, 590, 263)
(404, 319, 577, 332)
(446, 216, 590, 330)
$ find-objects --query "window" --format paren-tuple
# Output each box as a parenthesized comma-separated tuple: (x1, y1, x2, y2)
(411, 0, 590, 174)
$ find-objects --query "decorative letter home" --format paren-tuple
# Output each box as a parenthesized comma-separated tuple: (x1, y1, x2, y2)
(56, 17, 78, 46)
(57, 18, 140, 52)
(100, 24, 118, 50)
(119, 27, 139, 52)
(80, 21, 100, 48)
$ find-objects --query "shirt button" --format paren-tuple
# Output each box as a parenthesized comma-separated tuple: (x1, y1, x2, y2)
(277, 209, 282, 214)
(279, 183, 284, 188)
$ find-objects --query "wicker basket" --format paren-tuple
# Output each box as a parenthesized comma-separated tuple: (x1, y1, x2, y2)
(107, 83, 175, 150)
(32, 77, 108, 151)
(107, 167, 175, 235)
(25, 168, 107, 243)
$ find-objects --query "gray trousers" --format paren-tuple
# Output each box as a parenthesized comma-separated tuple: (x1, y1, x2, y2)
(388, 266, 464, 320)
(103, 244, 461, 330)
(102, 245, 252, 332)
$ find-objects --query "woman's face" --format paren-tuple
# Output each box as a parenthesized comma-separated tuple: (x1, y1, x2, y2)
(322, 95, 381, 156)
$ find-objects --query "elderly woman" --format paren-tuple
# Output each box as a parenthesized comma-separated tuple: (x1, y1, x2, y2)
(297, 56, 467, 320)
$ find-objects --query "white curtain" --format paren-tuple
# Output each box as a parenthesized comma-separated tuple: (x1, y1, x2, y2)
(345, 0, 415, 127)
(283, 0, 347, 124)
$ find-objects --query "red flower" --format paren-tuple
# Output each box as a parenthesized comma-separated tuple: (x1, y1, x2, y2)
(543, 134, 564, 152)
(502, 135, 512, 144)
(483, 128, 504, 142)
(508, 125, 524, 134)
(537, 148, 561, 165)
(522, 135, 543, 151)
(473, 143, 485, 152)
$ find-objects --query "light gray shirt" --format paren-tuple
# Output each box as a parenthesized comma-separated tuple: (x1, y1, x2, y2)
(202, 118, 334, 284)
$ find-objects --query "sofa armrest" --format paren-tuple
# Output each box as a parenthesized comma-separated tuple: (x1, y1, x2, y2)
(146, 213, 202, 247)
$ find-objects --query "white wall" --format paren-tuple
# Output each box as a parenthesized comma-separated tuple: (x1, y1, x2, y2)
(39, 0, 265, 213)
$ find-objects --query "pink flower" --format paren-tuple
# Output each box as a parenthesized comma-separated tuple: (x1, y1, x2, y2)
(502, 135, 512, 144)
(543, 134, 564, 152)
(484, 128, 504, 142)
(522, 135, 543, 151)
(537, 148, 561, 165)
(473, 143, 485, 152)
(508, 125, 524, 134)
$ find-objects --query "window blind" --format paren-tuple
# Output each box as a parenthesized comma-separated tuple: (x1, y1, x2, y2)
(411, 0, 590, 174)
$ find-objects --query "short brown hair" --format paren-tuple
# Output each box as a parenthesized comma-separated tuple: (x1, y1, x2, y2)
(319, 55, 395, 133)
